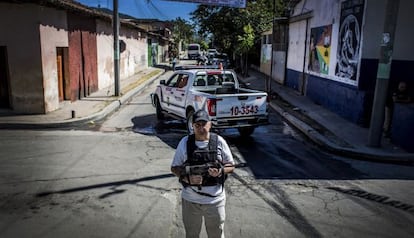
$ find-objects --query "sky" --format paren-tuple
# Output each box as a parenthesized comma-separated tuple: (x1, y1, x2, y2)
(75, 0, 199, 21)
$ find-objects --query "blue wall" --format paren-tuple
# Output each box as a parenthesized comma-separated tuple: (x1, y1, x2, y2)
(285, 69, 369, 126)
(285, 59, 414, 152)
(360, 59, 414, 98)
(285, 70, 301, 91)
(391, 103, 414, 152)
(306, 75, 367, 125)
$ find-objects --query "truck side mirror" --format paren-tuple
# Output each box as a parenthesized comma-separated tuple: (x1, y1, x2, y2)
(160, 80, 166, 85)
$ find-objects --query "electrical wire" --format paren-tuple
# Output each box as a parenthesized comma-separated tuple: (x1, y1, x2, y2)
(77, 0, 186, 20)
(148, 0, 170, 20)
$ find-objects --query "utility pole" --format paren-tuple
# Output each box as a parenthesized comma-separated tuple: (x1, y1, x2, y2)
(368, 0, 400, 147)
(267, 0, 276, 94)
(268, 2, 275, 94)
(113, 0, 120, 96)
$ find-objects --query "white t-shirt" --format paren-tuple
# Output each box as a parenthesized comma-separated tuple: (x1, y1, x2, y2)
(171, 134, 234, 204)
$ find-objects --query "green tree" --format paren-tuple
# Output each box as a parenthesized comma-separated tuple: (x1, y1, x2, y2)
(190, 0, 287, 72)
(199, 41, 209, 51)
(236, 24, 255, 76)
(171, 17, 194, 57)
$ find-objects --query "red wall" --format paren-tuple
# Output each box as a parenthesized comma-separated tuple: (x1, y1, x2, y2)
(67, 13, 98, 101)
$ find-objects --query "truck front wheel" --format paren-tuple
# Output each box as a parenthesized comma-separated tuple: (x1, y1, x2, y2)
(238, 127, 255, 137)
(186, 110, 195, 134)
(154, 96, 164, 120)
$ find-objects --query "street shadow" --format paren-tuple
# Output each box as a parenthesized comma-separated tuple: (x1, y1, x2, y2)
(230, 172, 324, 238)
(131, 114, 186, 149)
(36, 173, 175, 199)
(327, 186, 414, 215)
(153, 64, 171, 71)
(130, 113, 414, 180)
(226, 134, 369, 180)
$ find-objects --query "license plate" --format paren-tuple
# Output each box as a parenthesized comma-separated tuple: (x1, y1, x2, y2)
(230, 105, 259, 116)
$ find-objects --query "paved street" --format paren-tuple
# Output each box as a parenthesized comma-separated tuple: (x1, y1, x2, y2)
(1, 70, 413, 237)
(1, 130, 413, 238)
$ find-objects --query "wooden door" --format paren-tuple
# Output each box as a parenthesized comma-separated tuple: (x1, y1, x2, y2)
(56, 47, 70, 101)
(57, 48, 64, 101)
(0, 46, 10, 108)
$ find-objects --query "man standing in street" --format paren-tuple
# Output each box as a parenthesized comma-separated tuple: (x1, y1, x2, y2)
(171, 110, 235, 238)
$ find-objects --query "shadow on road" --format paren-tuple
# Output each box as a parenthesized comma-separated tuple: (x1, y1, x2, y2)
(36, 173, 175, 198)
(130, 113, 414, 181)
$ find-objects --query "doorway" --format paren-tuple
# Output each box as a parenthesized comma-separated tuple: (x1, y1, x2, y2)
(56, 47, 70, 101)
(0, 46, 10, 108)
(272, 21, 289, 85)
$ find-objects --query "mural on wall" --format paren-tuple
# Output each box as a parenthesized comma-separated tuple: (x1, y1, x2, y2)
(335, 0, 365, 81)
(308, 25, 332, 75)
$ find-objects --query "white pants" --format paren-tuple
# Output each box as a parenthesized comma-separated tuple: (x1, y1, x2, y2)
(182, 198, 226, 238)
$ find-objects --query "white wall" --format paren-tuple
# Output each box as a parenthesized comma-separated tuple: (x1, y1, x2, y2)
(362, 0, 414, 60)
(361, 0, 386, 58)
(289, 0, 363, 86)
(0, 3, 65, 113)
(96, 20, 113, 90)
(120, 27, 148, 79)
(394, 0, 414, 60)
(96, 20, 148, 90)
(39, 9, 69, 112)
(287, 20, 307, 72)
(288, 0, 341, 73)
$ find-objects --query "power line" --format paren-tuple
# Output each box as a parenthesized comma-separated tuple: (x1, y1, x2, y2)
(148, 1, 170, 20)
(76, 0, 184, 20)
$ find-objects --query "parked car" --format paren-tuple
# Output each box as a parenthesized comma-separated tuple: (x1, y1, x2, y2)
(207, 48, 218, 58)
(208, 53, 231, 69)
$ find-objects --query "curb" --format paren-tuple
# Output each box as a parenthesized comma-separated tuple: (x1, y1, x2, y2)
(236, 72, 413, 164)
(270, 102, 414, 164)
(0, 70, 166, 129)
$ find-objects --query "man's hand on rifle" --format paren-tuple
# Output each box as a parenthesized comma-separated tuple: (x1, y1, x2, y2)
(171, 166, 203, 185)
(208, 167, 222, 177)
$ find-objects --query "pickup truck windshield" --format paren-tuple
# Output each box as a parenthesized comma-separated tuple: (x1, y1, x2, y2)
(194, 73, 235, 86)
(188, 45, 200, 50)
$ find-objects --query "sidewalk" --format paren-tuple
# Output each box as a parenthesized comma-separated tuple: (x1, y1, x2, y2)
(0, 67, 166, 129)
(238, 69, 413, 164)
(0, 66, 412, 163)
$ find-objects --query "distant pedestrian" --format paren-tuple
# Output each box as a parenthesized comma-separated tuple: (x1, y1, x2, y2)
(172, 56, 177, 71)
(171, 110, 235, 238)
(384, 81, 412, 137)
(392, 81, 411, 103)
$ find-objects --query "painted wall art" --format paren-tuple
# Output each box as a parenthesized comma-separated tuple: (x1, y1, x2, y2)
(335, 0, 365, 81)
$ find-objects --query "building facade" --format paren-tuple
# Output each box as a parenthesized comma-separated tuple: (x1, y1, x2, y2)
(0, 0, 170, 114)
(264, 0, 414, 151)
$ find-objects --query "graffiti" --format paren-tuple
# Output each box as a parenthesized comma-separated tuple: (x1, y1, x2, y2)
(335, 0, 365, 81)
(309, 25, 332, 74)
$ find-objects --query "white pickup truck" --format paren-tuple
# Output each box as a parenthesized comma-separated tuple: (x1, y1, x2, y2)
(151, 68, 269, 136)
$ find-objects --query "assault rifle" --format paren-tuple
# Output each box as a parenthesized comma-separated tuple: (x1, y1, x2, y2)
(178, 162, 246, 190)
(183, 162, 246, 176)
(184, 162, 222, 176)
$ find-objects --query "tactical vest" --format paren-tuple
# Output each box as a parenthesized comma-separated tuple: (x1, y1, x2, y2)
(183, 133, 225, 188)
